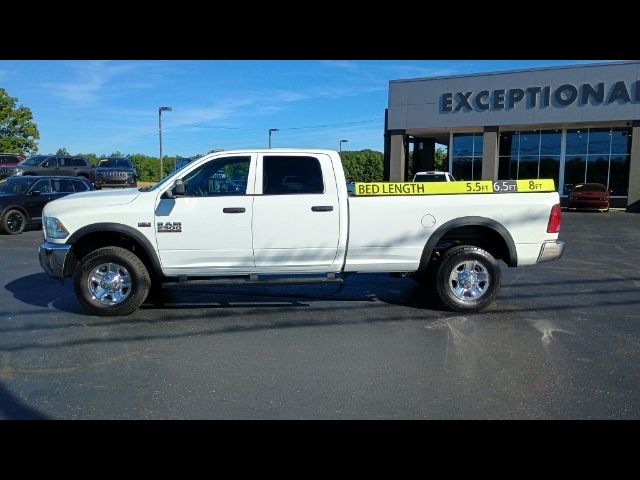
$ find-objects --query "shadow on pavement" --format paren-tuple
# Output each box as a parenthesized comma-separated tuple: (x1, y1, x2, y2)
(4, 272, 448, 317)
(0, 382, 49, 420)
(4, 273, 85, 314)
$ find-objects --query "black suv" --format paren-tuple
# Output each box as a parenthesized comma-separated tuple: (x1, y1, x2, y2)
(0, 175, 94, 234)
(0, 153, 26, 179)
(13, 155, 95, 183)
(94, 157, 137, 189)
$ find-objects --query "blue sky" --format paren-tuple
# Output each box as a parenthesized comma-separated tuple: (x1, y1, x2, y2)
(0, 60, 611, 157)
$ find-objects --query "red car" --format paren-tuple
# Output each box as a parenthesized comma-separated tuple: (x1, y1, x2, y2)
(0, 153, 25, 179)
(567, 183, 610, 212)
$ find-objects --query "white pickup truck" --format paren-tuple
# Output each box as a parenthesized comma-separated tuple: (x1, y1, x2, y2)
(39, 149, 565, 316)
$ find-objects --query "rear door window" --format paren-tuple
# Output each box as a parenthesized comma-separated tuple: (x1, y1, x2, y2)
(52, 179, 75, 193)
(262, 156, 324, 195)
(72, 180, 90, 192)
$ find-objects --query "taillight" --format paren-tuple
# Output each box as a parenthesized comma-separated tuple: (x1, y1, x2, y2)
(547, 204, 561, 233)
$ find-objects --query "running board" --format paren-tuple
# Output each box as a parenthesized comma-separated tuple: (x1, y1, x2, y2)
(164, 273, 344, 287)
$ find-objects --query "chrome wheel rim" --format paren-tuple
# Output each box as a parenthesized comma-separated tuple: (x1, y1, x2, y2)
(7, 212, 24, 233)
(87, 263, 132, 305)
(448, 260, 490, 302)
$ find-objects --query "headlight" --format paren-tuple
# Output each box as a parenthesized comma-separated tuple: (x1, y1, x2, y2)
(44, 217, 69, 239)
(13, 168, 24, 176)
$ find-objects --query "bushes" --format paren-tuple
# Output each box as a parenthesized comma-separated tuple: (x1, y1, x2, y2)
(128, 154, 175, 182)
(340, 149, 383, 182)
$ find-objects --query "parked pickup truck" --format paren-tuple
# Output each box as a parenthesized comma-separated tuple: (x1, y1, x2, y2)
(39, 149, 565, 316)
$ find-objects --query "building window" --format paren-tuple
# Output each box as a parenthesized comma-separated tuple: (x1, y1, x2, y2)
(563, 127, 631, 196)
(451, 133, 482, 180)
(498, 129, 561, 190)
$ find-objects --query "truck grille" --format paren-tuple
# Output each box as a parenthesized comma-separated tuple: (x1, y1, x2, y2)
(100, 171, 128, 177)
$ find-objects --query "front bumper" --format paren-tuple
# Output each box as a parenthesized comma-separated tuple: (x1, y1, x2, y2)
(537, 240, 566, 264)
(39, 242, 72, 280)
(95, 173, 137, 187)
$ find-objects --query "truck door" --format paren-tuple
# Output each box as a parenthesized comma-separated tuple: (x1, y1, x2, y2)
(154, 154, 256, 275)
(252, 153, 340, 270)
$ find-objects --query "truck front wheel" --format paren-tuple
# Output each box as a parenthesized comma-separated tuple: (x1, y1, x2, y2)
(434, 246, 501, 313)
(73, 246, 151, 316)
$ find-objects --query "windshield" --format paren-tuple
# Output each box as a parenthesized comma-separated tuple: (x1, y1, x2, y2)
(18, 155, 46, 166)
(98, 158, 131, 168)
(573, 183, 606, 192)
(414, 174, 447, 182)
(173, 158, 193, 172)
(145, 172, 178, 192)
(0, 177, 36, 194)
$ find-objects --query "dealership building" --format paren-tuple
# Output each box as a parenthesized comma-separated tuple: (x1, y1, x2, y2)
(384, 61, 640, 211)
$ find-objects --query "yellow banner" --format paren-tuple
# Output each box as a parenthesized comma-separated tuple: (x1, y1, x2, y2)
(353, 179, 555, 196)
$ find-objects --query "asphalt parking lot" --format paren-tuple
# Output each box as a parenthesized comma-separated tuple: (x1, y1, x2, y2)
(1, 211, 640, 419)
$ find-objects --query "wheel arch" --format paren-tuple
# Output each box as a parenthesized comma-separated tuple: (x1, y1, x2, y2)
(65, 223, 163, 279)
(420, 216, 517, 269)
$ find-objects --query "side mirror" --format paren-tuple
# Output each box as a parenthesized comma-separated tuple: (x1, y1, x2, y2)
(165, 178, 185, 199)
(173, 178, 185, 196)
(41, 162, 49, 168)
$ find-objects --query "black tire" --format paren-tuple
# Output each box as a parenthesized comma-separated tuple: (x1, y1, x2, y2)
(73, 246, 151, 316)
(434, 246, 501, 313)
(1, 209, 27, 235)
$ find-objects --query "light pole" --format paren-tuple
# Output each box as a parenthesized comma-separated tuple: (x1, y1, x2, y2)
(158, 106, 172, 178)
(268, 128, 279, 149)
(340, 139, 349, 153)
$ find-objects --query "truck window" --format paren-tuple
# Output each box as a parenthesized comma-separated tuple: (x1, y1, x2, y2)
(182, 156, 250, 196)
(262, 156, 324, 195)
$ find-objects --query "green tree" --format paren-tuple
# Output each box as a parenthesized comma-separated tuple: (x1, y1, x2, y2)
(56, 147, 70, 156)
(77, 152, 99, 166)
(0, 88, 40, 154)
(128, 153, 175, 182)
(434, 147, 448, 171)
(407, 146, 449, 178)
(340, 149, 384, 182)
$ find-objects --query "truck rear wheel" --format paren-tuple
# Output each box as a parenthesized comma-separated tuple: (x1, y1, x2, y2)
(434, 246, 501, 313)
(73, 246, 151, 316)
